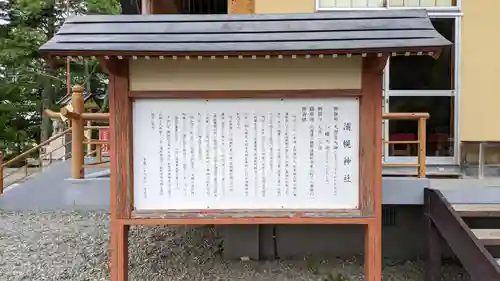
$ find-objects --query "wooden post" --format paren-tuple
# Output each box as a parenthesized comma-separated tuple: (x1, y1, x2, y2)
(418, 117, 427, 178)
(425, 207, 441, 281)
(86, 120, 92, 155)
(107, 58, 131, 281)
(71, 85, 85, 179)
(96, 144, 102, 162)
(0, 151, 4, 194)
(229, 0, 255, 14)
(362, 56, 385, 281)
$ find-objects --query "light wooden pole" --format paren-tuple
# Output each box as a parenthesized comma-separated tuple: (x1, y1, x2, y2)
(44, 88, 110, 179)
(0, 151, 4, 194)
(71, 85, 85, 179)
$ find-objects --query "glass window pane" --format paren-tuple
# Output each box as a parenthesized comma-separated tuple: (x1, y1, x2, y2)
(318, 0, 385, 8)
(389, 18, 455, 90)
(388, 96, 454, 157)
(388, 0, 455, 7)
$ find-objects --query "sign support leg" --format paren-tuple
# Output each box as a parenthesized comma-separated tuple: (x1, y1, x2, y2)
(364, 221, 382, 281)
(111, 221, 129, 281)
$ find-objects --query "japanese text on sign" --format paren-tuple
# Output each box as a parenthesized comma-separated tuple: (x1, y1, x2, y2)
(132, 98, 359, 210)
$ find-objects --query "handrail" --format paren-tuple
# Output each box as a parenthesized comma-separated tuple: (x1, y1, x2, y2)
(425, 189, 500, 280)
(85, 125, 109, 130)
(0, 130, 72, 194)
(3, 140, 72, 178)
(45, 109, 110, 121)
(382, 112, 429, 178)
(1, 128, 72, 168)
(383, 113, 430, 120)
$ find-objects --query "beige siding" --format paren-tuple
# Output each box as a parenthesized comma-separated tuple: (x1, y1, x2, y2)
(129, 57, 362, 91)
(254, 0, 314, 13)
(460, 0, 500, 141)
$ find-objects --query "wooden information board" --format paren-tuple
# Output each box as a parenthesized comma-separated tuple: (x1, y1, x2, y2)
(133, 98, 360, 211)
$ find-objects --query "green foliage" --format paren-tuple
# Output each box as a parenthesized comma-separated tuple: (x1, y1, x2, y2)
(0, 0, 120, 158)
(324, 273, 349, 281)
(87, 0, 121, 14)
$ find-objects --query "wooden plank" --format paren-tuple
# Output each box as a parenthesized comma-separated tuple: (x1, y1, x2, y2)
(359, 56, 384, 215)
(107, 58, 133, 219)
(471, 229, 500, 246)
(383, 112, 429, 120)
(121, 217, 376, 225)
(58, 18, 433, 35)
(384, 140, 420, 144)
(383, 163, 419, 167)
(229, 0, 254, 14)
(132, 209, 363, 218)
(66, 10, 429, 23)
(361, 56, 384, 281)
(56, 30, 441, 44)
(42, 38, 450, 53)
(426, 189, 500, 280)
(453, 204, 500, 217)
(129, 89, 362, 99)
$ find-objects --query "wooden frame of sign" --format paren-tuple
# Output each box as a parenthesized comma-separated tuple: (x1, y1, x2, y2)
(100, 54, 387, 281)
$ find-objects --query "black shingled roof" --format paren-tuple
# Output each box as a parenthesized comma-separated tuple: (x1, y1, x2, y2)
(56, 91, 104, 107)
(40, 10, 451, 56)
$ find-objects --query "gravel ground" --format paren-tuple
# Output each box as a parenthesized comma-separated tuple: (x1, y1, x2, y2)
(0, 210, 470, 281)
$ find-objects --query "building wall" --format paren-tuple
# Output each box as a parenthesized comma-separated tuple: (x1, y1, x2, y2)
(460, 0, 500, 141)
(129, 57, 362, 91)
(255, 0, 314, 13)
(252, 0, 500, 143)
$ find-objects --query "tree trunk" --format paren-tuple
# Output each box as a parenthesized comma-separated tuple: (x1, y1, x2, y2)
(40, 1, 57, 142)
(40, 65, 55, 142)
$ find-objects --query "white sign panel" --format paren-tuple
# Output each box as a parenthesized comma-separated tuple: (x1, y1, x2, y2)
(133, 98, 359, 211)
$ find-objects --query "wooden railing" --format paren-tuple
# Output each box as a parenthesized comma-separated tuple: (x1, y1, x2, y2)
(1, 96, 429, 193)
(44, 85, 111, 179)
(0, 128, 72, 194)
(382, 113, 429, 178)
(83, 125, 110, 169)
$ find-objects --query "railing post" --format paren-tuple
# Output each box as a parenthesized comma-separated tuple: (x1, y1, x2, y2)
(85, 120, 92, 155)
(71, 85, 85, 179)
(418, 117, 427, 178)
(96, 144, 102, 162)
(38, 148, 43, 170)
(0, 151, 4, 194)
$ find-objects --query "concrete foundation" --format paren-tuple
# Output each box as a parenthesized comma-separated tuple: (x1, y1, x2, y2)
(220, 205, 500, 260)
(221, 206, 430, 260)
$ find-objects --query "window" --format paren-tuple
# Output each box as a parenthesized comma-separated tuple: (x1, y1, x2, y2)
(318, 0, 384, 9)
(388, 96, 455, 157)
(317, 0, 457, 9)
(384, 18, 458, 161)
(388, 0, 455, 7)
(389, 19, 455, 90)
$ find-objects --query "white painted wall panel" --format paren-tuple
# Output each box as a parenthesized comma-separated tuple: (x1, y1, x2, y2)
(133, 98, 360, 211)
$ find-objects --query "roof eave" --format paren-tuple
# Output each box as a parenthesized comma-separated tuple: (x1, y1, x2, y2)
(40, 44, 452, 59)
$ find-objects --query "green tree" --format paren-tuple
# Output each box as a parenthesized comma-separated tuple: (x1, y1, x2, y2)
(0, 0, 119, 159)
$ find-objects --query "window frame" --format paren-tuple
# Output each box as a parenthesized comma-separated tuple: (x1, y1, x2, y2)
(315, 2, 463, 166)
(382, 15, 461, 165)
(315, 0, 461, 12)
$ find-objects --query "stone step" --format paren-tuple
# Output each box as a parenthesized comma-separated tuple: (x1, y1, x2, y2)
(453, 204, 500, 217)
(471, 229, 500, 246)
